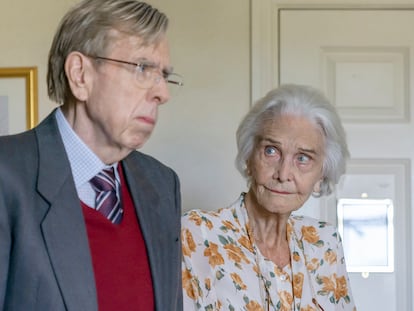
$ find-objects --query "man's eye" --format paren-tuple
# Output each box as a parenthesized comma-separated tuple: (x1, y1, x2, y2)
(137, 63, 155, 73)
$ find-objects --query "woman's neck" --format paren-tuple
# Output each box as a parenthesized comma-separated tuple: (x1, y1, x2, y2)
(244, 192, 291, 267)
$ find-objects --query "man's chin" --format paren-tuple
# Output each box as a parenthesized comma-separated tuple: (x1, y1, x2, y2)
(129, 135, 151, 150)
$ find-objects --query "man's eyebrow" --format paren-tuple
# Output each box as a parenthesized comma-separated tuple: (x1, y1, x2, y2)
(135, 58, 157, 67)
(136, 58, 174, 74)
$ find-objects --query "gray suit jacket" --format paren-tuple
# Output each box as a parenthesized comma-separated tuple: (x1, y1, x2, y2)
(0, 111, 183, 310)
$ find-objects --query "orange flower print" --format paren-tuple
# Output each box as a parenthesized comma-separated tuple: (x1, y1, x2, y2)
(245, 300, 264, 311)
(279, 290, 293, 311)
(205, 278, 211, 291)
(302, 226, 320, 244)
(292, 272, 304, 298)
(204, 242, 224, 267)
(306, 257, 320, 272)
(238, 235, 254, 253)
(274, 266, 291, 282)
(188, 212, 203, 226)
(324, 248, 337, 265)
(182, 268, 200, 300)
(253, 263, 260, 276)
(318, 274, 349, 303)
(203, 217, 213, 230)
(334, 275, 349, 301)
(320, 275, 335, 292)
(224, 243, 250, 264)
(221, 220, 240, 233)
(230, 272, 247, 290)
(182, 228, 196, 257)
(300, 305, 315, 311)
(188, 212, 213, 229)
(210, 209, 221, 217)
(292, 251, 300, 262)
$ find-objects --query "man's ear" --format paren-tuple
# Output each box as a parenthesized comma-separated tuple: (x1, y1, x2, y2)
(65, 52, 93, 102)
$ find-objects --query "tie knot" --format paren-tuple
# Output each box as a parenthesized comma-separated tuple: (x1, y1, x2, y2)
(90, 167, 116, 193)
(89, 166, 123, 224)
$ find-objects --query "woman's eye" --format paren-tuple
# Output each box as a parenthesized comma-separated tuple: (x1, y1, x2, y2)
(297, 154, 310, 163)
(264, 146, 277, 156)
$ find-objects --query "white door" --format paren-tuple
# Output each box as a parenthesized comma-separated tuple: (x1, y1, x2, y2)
(252, 2, 413, 310)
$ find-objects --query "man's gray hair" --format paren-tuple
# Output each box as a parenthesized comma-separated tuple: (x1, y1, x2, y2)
(47, 0, 168, 104)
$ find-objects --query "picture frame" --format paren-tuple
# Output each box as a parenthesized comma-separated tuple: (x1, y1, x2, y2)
(0, 67, 38, 135)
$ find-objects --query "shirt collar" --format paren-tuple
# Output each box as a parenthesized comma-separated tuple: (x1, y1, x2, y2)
(54, 107, 118, 190)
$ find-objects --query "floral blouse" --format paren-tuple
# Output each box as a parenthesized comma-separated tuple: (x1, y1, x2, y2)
(182, 194, 356, 311)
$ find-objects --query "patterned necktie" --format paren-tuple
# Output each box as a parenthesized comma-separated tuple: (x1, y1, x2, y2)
(89, 167, 123, 224)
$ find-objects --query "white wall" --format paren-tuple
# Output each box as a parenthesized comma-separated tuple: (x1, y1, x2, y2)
(143, 0, 250, 212)
(0, 0, 250, 213)
(0, 0, 76, 118)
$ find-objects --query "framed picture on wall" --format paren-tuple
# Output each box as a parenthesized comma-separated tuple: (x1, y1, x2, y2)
(0, 67, 38, 135)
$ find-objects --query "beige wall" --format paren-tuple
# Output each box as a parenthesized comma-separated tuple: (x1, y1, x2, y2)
(143, 0, 250, 212)
(0, 0, 77, 118)
(0, 0, 251, 212)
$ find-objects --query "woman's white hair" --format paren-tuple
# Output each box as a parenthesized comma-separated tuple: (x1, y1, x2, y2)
(235, 84, 349, 196)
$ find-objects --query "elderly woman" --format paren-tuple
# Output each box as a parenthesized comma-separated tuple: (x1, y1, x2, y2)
(182, 84, 356, 311)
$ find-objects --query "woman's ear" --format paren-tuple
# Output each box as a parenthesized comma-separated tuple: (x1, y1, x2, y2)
(65, 52, 93, 102)
(245, 160, 252, 176)
(313, 178, 323, 194)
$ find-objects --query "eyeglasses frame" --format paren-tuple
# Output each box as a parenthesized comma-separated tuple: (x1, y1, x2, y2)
(89, 55, 184, 88)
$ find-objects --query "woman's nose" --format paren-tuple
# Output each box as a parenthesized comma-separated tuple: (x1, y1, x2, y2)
(274, 158, 293, 182)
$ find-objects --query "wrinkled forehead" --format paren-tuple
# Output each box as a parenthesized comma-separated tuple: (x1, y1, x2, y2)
(105, 28, 164, 50)
(258, 114, 326, 149)
(106, 29, 171, 66)
(261, 113, 322, 134)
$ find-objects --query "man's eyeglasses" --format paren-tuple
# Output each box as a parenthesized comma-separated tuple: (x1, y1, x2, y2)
(90, 56, 183, 95)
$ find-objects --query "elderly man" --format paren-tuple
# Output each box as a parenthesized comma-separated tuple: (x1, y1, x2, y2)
(0, 1, 183, 310)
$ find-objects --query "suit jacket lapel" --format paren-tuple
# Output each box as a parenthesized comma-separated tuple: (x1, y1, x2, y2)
(121, 155, 163, 305)
(36, 112, 98, 311)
